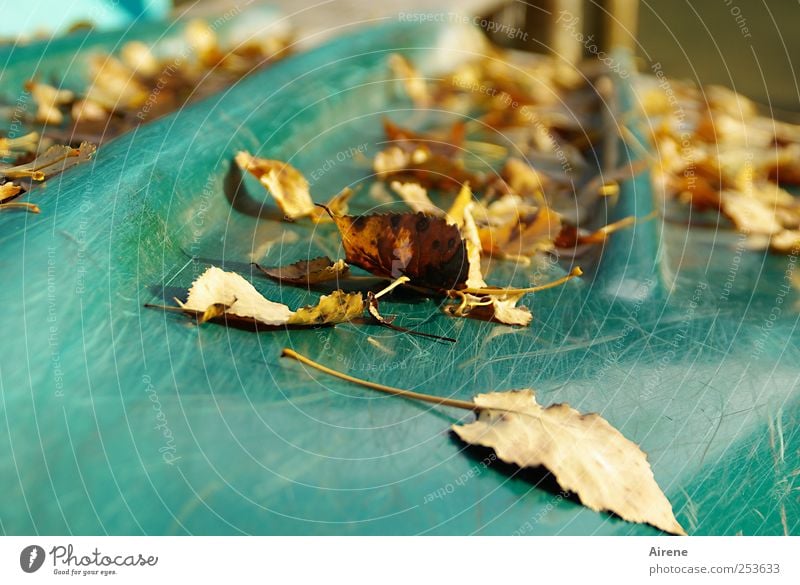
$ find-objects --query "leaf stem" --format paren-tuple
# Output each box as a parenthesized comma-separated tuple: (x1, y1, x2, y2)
(281, 348, 477, 411)
(459, 266, 583, 295)
(373, 275, 410, 299)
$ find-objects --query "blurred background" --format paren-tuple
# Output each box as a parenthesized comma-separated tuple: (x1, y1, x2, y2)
(3, 0, 798, 110)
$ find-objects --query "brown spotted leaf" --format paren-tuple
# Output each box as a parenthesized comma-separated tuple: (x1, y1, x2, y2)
(331, 211, 469, 290)
(452, 390, 686, 535)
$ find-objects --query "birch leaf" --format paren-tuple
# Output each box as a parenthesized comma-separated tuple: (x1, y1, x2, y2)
(256, 256, 349, 285)
(235, 151, 315, 219)
(452, 390, 686, 535)
(173, 266, 362, 326)
(178, 266, 295, 325)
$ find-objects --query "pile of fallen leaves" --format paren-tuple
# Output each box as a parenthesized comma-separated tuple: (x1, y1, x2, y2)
(23, 18, 291, 145)
(0, 136, 95, 213)
(147, 48, 687, 535)
(637, 79, 800, 253)
(1, 16, 287, 213)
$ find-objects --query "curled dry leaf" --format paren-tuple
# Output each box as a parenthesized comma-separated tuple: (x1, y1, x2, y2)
(282, 349, 685, 535)
(235, 151, 316, 219)
(383, 118, 466, 156)
(0, 132, 40, 156)
(445, 201, 533, 326)
(25, 81, 75, 125)
(170, 266, 362, 326)
(452, 390, 686, 535)
(256, 256, 350, 285)
(0, 142, 96, 180)
(0, 183, 23, 203)
(373, 143, 478, 192)
(477, 194, 563, 257)
(330, 210, 469, 291)
(311, 187, 355, 223)
(388, 53, 430, 107)
(288, 290, 364, 326)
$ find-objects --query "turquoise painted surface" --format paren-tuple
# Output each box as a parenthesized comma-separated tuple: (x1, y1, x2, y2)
(0, 20, 797, 535)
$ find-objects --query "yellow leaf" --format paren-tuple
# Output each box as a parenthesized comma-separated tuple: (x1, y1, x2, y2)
(25, 80, 74, 125)
(235, 152, 316, 219)
(288, 290, 364, 325)
(388, 53, 430, 107)
(452, 390, 686, 535)
(390, 181, 442, 215)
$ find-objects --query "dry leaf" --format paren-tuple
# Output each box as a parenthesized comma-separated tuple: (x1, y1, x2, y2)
(256, 256, 349, 285)
(373, 144, 478, 192)
(0, 183, 22, 203)
(25, 81, 74, 125)
(390, 181, 442, 215)
(1, 142, 96, 180)
(0, 132, 40, 156)
(178, 266, 295, 325)
(84, 55, 149, 111)
(331, 211, 469, 291)
(282, 349, 686, 535)
(478, 195, 563, 257)
(312, 187, 354, 222)
(235, 152, 316, 219)
(444, 203, 533, 326)
(502, 157, 547, 200)
(452, 389, 685, 535)
(173, 266, 362, 326)
(388, 54, 430, 107)
(383, 118, 465, 156)
(288, 290, 364, 325)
